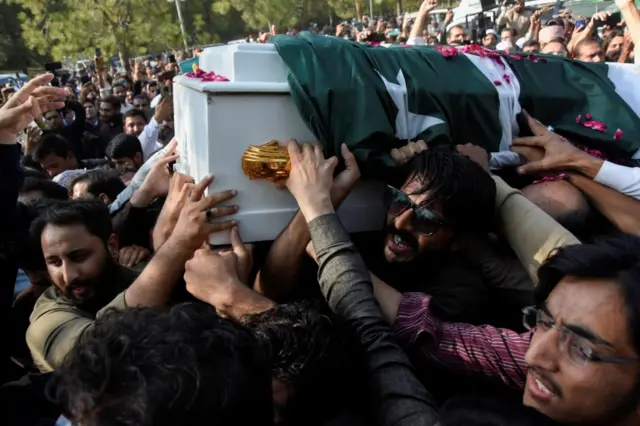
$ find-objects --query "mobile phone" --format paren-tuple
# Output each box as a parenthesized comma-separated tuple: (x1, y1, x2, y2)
(95, 47, 102, 57)
(575, 19, 586, 30)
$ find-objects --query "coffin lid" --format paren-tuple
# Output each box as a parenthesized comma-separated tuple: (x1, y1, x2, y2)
(174, 43, 290, 93)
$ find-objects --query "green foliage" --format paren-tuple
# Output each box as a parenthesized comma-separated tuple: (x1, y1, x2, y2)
(5, 0, 184, 61)
(0, 0, 441, 69)
(214, 0, 426, 30)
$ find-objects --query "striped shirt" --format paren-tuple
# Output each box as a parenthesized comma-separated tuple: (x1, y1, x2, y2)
(394, 292, 531, 389)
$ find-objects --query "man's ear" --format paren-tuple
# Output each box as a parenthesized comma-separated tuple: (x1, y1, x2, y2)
(98, 193, 110, 205)
(107, 234, 119, 260)
(134, 152, 142, 166)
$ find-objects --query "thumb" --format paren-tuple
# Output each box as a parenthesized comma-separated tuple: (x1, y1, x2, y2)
(326, 156, 339, 174)
(340, 143, 358, 170)
(522, 110, 549, 137)
(230, 226, 246, 255)
(517, 160, 548, 175)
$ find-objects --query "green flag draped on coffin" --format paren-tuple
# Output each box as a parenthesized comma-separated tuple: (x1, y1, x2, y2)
(270, 33, 640, 170)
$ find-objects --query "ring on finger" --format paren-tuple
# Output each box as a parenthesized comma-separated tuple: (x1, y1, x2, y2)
(205, 208, 217, 221)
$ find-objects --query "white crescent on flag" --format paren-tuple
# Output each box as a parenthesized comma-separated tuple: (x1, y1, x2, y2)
(377, 69, 445, 140)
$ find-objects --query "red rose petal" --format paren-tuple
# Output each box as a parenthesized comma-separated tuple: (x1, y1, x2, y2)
(614, 129, 623, 140)
(575, 114, 581, 123)
(493, 80, 502, 86)
(585, 113, 592, 120)
(583, 120, 607, 132)
(436, 45, 458, 58)
(186, 69, 230, 82)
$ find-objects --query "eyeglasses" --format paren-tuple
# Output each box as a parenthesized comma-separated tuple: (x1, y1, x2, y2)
(383, 185, 449, 236)
(522, 306, 640, 368)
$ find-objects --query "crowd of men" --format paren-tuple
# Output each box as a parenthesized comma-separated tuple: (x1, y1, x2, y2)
(1, 0, 640, 424)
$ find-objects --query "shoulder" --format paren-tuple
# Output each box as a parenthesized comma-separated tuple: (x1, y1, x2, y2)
(29, 287, 73, 322)
(27, 287, 94, 371)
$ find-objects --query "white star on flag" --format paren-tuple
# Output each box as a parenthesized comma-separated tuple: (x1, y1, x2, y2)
(378, 69, 444, 140)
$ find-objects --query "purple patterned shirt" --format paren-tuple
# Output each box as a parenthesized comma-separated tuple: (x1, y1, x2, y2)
(394, 292, 532, 389)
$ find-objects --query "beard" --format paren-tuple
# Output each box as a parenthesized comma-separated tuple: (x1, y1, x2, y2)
(63, 257, 121, 315)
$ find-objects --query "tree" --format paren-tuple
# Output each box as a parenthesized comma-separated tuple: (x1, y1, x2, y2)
(6, 0, 184, 64)
(0, 1, 37, 71)
(180, 0, 246, 45)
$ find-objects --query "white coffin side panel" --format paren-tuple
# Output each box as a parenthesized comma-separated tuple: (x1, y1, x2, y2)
(174, 44, 386, 244)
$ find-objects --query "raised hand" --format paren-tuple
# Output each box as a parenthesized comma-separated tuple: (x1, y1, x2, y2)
(135, 139, 179, 204)
(167, 174, 238, 253)
(0, 74, 65, 142)
(331, 143, 361, 206)
(420, 0, 439, 15)
(285, 140, 338, 222)
(118, 245, 151, 268)
(511, 111, 595, 176)
(185, 228, 269, 319)
(390, 140, 427, 166)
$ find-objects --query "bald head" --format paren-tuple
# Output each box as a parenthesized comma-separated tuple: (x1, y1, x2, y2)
(522, 180, 590, 234)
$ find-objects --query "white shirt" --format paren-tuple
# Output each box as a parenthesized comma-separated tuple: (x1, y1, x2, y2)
(594, 160, 640, 200)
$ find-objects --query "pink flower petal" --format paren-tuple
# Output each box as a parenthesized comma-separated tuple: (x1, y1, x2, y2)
(585, 113, 592, 120)
(614, 128, 623, 140)
(510, 54, 524, 60)
(533, 173, 569, 185)
(186, 69, 230, 82)
(583, 120, 607, 132)
(575, 114, 581, 123)
(436, 45, 458, 58)
(493, 80, 502, 86)
(503, 74, 511, 84)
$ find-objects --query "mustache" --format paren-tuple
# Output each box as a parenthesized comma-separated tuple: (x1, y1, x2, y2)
(386, 222, 419, 249)
(64, 279, 93, 296)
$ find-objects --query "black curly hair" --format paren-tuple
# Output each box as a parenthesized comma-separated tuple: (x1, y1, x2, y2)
(52, 302, 274, 426)
(403, 145, 496, 233)
(241, 300, 365, 425)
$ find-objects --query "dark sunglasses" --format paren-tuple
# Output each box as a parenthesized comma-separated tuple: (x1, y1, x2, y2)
(383, 185, 449, 236)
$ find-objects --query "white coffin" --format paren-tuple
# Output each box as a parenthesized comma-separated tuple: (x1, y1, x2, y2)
(173, 43, 385, 245)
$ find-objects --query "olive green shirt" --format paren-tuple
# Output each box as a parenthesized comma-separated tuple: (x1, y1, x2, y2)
(26, 266, 138, 372)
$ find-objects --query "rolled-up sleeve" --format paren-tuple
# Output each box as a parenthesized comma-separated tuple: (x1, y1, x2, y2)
(394, 292, 531, 389)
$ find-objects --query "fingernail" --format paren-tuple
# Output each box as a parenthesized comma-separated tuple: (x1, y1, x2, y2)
(233, 205, 239, 210)
(232, 220, 238, 225)
(517, 167, 525, 174)
(231, 190, 237, 195)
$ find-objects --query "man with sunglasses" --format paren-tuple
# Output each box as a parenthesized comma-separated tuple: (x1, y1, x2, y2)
(369, 145, 536, 327)
(385, 235, 640, 425)
(258, 144, 537, 330)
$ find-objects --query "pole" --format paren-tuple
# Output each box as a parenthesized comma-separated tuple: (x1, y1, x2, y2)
(174, 0, 189, 52)
(369, 0, 374, 18)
